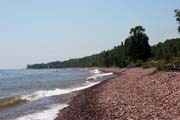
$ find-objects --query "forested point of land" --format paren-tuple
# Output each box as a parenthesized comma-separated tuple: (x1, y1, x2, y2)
(27, 37, 180, 70)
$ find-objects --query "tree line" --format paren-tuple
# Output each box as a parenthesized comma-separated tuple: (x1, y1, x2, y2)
(27, 9, 180, 70)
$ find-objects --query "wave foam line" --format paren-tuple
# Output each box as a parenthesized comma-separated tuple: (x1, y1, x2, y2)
(0, 81, 100, 108)
(87, 72, 113, 80)
(16, 104, 68, 120)
(21, 81, 100, 101)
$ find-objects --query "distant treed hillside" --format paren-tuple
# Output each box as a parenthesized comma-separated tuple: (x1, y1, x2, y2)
(27, 38, 180, 69)
(27, 45, 126, 69)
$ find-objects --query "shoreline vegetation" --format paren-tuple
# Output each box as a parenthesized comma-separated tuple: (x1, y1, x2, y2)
(56, 67, 180, 120)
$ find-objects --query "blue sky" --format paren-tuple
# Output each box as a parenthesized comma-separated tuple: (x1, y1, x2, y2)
(0, 0, 179, 68)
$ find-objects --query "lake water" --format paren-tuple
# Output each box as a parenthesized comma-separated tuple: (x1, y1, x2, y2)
(0, 68, 104, 120)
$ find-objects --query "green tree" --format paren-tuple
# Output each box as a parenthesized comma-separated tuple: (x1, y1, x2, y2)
(125, 26, 151, 61)
(129, 26, 145, 36)
(175, 9, 180, 34)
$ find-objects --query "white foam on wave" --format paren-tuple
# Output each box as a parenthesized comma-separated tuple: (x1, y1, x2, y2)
(89, 69, 102, 74)
(16, 104, 68, 120)
(16, 81, 101, 120)
(21, 81, 100, 101)
(87, 72, 113, 80)
(87, 69, 114, 80)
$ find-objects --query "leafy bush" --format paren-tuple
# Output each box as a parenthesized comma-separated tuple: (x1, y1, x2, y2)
(159, 57, 180, 71)
(142, 59, 166, 69)
(136, 60, 143, 67)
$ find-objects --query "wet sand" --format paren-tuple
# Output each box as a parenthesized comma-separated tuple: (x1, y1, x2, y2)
(56, 67, 180, 120)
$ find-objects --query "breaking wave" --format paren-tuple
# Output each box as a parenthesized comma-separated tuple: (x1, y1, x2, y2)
(0, 80, 100, 109)
(21, 81, 100, 101)
(0, 96, 26, 109)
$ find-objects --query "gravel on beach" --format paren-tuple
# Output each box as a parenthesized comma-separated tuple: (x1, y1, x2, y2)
(56, 67, 180, 120)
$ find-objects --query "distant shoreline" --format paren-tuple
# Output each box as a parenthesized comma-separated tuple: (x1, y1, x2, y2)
(55, 67, 180, 120)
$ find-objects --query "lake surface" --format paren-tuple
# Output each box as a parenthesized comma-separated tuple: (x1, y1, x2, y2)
(0, 68, 99, 120)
